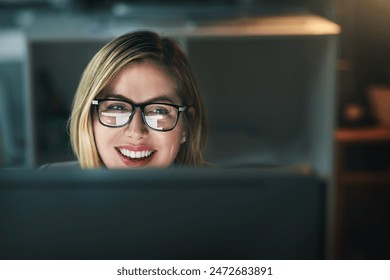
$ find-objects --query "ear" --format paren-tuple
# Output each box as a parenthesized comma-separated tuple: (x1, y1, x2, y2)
(187, 107, 195, 119)
(180, 133, 186, 144)
(181, 107, 193, 144)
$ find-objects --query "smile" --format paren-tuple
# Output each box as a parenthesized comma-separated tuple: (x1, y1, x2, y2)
(117, 148, 154, 159)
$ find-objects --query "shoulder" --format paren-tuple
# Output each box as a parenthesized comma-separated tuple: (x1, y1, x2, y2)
(39, 161, 81, 170)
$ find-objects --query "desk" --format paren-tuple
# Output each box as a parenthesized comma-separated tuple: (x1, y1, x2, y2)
(334, 127, 390, 259)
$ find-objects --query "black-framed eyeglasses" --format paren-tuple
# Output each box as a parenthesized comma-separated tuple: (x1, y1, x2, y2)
(92, 99, 187, 131)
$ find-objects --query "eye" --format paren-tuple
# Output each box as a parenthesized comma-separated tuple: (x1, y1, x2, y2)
(102, 101, 132, 112)
(145, 105, 171, 116)
(152, 108, 169, 115)
(107, 104, 127, 111)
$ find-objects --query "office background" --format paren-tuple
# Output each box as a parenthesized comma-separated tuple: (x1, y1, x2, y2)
(0, 0, 389, 259)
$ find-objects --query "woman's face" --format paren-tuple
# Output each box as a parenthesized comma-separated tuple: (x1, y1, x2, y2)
(93, 61, 186, 168)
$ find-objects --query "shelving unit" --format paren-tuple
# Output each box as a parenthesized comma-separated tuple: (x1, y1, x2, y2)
(334, 127, 390, 259)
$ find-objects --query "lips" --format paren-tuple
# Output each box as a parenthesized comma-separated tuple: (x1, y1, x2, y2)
(115, 145, 155, 167)
(118, 148, 154, 159)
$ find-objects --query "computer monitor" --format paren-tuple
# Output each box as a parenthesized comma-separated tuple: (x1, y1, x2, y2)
(0, 168, 325, 259)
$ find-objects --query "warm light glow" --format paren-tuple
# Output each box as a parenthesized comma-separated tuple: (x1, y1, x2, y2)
(182, 15, 341, 37)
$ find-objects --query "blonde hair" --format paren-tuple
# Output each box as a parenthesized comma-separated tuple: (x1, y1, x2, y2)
(69, 31, 208, 168)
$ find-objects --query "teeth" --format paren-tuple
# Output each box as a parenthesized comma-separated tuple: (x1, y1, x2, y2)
(119, 148, 153, 159)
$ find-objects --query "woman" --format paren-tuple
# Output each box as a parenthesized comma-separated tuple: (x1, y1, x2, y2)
(68, 31, 208, 169)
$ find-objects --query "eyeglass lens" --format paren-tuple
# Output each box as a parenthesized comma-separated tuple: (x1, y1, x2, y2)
(98, 100, 179, 131)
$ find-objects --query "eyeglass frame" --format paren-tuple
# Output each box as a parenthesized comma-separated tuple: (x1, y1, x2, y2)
(91, 99, 187, 132)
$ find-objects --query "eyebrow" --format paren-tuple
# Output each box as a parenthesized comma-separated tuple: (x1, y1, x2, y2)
(103, 93, 178, 104)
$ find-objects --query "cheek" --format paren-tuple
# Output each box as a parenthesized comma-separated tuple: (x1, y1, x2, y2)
(93, 117, 102, 142)
(155, 121, 185, 158)
(156, 130, 181, 152)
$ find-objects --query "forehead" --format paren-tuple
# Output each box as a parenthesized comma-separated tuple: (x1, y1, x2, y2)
(101, 61, 179, 103)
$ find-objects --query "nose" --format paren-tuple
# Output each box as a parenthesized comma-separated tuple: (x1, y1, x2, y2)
(124, 109, 148, 139)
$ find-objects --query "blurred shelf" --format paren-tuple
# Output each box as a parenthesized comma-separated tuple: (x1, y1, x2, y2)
(335, 127, 390, 143)
(14, 13, 341, 41)
(334, 126, 390, 259)
(340, 172, 390, 186)
(184, 14, 341, 37)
